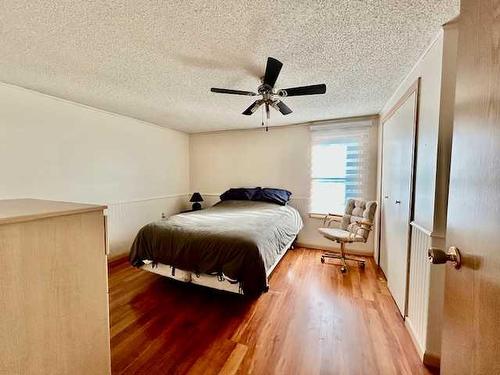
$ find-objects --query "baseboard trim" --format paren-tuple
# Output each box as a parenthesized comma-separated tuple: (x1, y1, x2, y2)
(404, 319, 441, 370)
(108, 245, 372, 267)
(107, 254, 128, 267)
(423, 352, 441, 369)
(296, 242, 373, 256)
(405, 319, 425, 360)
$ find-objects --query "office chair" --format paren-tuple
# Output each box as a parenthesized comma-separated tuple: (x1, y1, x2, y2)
(318, 199, 377, 273)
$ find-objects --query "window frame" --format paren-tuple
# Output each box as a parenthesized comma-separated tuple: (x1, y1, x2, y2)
(310, 143, 351, 215)
(309, 120, 375, 216)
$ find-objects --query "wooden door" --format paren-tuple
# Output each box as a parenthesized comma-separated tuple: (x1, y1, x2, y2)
(440, 1, 500, 374)
(379, 82, 419, 316)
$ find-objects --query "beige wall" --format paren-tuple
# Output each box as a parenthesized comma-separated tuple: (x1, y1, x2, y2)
(190, 120, 379, 254)
(0, 83, 190, 256)
(190, 125, 310, 196)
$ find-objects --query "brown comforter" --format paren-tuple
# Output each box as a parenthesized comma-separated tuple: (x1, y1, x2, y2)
(129, 200, 303, 295)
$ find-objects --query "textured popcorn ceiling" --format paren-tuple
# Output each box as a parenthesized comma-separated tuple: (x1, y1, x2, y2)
(0, 1, 458, 133)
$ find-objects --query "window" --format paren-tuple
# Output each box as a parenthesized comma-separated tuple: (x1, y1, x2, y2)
(310, 121, 374, 214)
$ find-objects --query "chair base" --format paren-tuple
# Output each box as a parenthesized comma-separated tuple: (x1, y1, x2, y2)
(320, 243, 366, 274)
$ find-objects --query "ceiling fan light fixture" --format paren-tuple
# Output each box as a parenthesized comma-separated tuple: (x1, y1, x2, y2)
(210, 57, 326, 121)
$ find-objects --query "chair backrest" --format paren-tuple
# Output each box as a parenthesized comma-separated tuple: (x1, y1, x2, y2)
(341, 199, 377, 241)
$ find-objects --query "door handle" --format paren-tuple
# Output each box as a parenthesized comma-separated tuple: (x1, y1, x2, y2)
(428, 247, 461, 269)
(395, 200, 401, 204)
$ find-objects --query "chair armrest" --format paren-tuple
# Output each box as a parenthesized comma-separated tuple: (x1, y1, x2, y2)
(348, 220, 374, 240)
(355, 220, 373, 230)
(321, 213, 343, 227)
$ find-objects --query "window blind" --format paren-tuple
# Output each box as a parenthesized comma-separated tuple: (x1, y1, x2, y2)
(310, 120, 375, 214)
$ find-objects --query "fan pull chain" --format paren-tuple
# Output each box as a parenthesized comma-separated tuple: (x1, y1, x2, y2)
(261, 105, 265, 129)
(263, 108, 268, 132)
(265, 103, 270, 132)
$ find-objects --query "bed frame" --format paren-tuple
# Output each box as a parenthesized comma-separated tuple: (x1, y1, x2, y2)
(140, 237, 296, 295)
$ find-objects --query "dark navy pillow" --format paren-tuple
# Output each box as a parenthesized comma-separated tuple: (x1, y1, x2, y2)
(253, 188, 292, 205)
(220, 187, 261, 201)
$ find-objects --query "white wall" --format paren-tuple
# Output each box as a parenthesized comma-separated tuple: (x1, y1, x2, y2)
(378, 26, 458, 363)
(190, 120, 379, 255)
(0, 83, 190, 256)
(381, 34, 444, 232)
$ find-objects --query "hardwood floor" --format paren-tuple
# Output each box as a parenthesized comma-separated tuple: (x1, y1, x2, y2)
(109, 248, 436, 375)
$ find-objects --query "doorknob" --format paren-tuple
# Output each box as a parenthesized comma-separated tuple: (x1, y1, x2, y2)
(428, 246, 461, 269)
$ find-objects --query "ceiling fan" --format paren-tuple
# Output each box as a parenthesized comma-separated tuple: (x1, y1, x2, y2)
(210, 57, 326, 121)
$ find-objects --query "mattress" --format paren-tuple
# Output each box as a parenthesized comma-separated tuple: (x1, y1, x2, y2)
(129, 200, 303, 295)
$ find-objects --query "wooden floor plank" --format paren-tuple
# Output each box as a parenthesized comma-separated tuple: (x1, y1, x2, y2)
(109, 248, 436, 374)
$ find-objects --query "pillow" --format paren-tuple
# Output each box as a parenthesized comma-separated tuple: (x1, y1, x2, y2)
(253, 187, 292, 206)
(220, 187, 261, 201)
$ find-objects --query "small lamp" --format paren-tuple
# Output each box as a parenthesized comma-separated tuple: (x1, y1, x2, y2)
(189, 192, 203, 211)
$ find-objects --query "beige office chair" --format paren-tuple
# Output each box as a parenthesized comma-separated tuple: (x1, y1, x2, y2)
(318, 199, 377, 273)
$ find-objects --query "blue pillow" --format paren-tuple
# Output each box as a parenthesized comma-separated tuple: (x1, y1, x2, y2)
(253, 188, 292, 205)
(220, 187, 261, 201)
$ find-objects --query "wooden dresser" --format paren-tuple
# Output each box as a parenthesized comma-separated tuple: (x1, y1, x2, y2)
(0, 199, 111, 374)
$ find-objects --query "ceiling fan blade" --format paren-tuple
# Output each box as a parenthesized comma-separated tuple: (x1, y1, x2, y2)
(263, 57, 283, 88)
(271, 101, 293, 115)
(281, 84, 326, 97)
(242, 100, 263, 115)
(211, 88, 257, 96)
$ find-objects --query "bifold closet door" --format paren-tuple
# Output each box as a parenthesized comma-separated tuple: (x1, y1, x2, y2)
(380, 82, 418, 316)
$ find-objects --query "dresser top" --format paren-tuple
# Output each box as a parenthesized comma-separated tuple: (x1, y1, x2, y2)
(0, 199, 107, 225)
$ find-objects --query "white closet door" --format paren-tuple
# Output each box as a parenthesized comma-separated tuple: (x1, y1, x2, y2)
(380, 89, 418, 316)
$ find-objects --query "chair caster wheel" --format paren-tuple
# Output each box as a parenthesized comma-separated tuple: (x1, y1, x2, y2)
(320, 257, 325, 264)
(340, 266, 347, 274)
(359, 262, 365, 269)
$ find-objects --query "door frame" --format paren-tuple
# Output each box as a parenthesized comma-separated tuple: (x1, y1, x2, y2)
(377, 77, 420, 317)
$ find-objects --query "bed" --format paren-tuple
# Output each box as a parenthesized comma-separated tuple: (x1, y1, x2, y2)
(129, 199, 303, 295)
